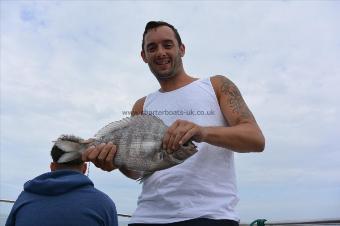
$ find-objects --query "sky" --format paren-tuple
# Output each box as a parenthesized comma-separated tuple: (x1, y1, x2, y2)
(1, 0, 340, 224)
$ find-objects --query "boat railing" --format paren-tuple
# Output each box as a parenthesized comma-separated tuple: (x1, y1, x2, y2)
(2, 199, 340, 225)
(0, 199, 132, 218)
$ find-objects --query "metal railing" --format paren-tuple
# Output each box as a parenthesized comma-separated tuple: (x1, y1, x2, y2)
(0, 199, 132, 218)
(249, 218, 340, 225)
(2, 199, 340, 224)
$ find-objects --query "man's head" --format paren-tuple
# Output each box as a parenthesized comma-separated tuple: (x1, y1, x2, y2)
(142, 21, 182, 52)
(141, 21, 185, 81)
(50, 145, 87, 173)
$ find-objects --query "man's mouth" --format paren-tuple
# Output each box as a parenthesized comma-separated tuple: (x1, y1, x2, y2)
(155, 58, 171, 65)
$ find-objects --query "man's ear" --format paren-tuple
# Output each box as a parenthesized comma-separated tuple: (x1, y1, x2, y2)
(82, 163, 88, 174)
(50, 162, 57, 172)
(141, 51, 148, 63)
(179, 44, 185, 57)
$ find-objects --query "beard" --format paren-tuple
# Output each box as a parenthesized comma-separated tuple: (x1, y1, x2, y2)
(149, 55, 183, 81)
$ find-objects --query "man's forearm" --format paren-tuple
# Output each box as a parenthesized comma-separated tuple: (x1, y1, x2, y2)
(201, 124, 265, 153)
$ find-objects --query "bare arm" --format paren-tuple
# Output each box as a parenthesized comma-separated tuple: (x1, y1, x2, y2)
(203, 75, 265, 152)
(163, 75, 265, 153)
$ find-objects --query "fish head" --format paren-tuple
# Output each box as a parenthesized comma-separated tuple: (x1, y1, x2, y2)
(146, 148, 170, 171)
(169, 141, 198, 162)
(152, 141, 198, 171)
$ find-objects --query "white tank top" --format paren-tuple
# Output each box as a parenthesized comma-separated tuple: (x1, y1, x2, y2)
(130, 78, 239, 223)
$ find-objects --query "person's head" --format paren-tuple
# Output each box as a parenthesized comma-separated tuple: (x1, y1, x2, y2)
(141, 21, 185, 81)
(142, 21, 182, 52)
(50, 145, 87, 174)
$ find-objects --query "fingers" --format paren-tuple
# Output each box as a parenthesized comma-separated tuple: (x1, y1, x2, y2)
(97, 142, 114, 162)
(104, 142, 117, 163)
(163, 120, 179, 153)
(163, 120, 201, 153)
(84, 143, 105, 162)
(180, 127, 197, 145)
(171, 125, 192, 150)
(82, 142, 117, 172)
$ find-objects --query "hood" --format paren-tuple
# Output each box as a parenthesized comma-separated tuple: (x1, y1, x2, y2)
(24, 170, 93, 196)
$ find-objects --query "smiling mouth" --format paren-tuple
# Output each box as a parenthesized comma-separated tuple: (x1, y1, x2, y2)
(155, 58, 171, 65)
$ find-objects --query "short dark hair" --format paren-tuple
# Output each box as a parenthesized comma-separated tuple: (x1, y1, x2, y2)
(51, 145, 83, 166)
(142, 21, 182, 51)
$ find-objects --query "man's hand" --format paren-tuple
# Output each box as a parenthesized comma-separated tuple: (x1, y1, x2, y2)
(162, 119, 204, 153)
(82, 142, 117, 172)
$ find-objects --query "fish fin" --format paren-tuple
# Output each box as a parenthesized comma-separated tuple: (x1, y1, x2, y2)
(54, 135, 85, 152)
(168, 154, 184, 164)
(57, 152, 81, 163)
(80, 138, 95, 144)
(136, 172, 154, 183)
(55, 140, 82, 153)
(94, 115, 165, 138)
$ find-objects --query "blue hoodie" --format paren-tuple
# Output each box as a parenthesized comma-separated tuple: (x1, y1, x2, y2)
(6, 170, 118, 226)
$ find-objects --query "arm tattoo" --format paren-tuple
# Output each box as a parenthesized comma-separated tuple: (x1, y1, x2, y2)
(219, 76, 254, 121)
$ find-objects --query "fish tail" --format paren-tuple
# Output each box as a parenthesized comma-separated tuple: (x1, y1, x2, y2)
(53, 135, 93, 163)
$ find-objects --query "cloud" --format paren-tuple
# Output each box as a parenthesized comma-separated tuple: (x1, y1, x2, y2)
(1, 0, 340, 222)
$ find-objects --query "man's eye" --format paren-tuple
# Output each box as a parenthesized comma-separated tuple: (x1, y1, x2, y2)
(164, 44, 173, 49)
(147, 47, 156, 52)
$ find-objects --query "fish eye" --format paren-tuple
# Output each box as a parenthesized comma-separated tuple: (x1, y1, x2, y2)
(158, 151, 164, 160)
(182, 141, 190, 147)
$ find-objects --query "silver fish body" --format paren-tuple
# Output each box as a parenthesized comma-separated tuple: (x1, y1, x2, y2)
(54, 115, 197, 179)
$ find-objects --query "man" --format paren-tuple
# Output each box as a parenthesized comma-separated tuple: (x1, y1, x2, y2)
(6, 145, 118, 226)
(83, 21, 265, 226)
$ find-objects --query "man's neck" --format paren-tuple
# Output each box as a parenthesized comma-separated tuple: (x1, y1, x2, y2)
(158, 72, 197, 92)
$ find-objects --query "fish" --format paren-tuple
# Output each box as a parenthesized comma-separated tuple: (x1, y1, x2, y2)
(53, 115, 198, 180)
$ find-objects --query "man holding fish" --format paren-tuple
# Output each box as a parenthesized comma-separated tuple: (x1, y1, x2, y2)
(83, 21, 265, 226)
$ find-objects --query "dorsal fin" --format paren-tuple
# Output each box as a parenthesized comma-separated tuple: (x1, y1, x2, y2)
(94, 115, 164, 138)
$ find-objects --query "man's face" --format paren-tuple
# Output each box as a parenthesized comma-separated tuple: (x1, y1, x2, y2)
(142, 26, 185, 80)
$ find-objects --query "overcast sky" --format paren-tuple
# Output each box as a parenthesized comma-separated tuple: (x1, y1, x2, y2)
(1, 0, 340, 223)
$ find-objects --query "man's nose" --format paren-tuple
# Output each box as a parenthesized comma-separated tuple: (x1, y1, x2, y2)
(156, 46, 166, 57)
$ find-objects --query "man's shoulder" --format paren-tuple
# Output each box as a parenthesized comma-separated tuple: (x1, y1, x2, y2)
(131, 96, 146, 115)
(209, 75, 227, 98)
(91, 187, 112, 199)
(90, 187, 116, 207)
(210, 74, 229, 83)
(135, 96, 146, 106)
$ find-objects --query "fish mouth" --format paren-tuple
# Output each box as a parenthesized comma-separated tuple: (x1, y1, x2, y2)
(182, 140, 197, 150)
(182, 140, 196, 148)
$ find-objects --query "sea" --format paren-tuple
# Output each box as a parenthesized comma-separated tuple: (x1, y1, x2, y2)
(0, 213, 130, 226)
(0, 214, 8, 226)
(2, 213, 339, 226)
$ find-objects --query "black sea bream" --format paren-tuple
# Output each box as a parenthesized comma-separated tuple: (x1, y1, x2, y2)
(54, 115, 197, 180)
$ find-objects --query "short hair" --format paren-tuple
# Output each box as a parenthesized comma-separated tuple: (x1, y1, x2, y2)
(142, 21, 182, 51)
(51, 145, 83, 166)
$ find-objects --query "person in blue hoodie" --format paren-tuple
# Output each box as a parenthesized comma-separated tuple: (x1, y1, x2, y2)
(6, 144, 118, 226)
